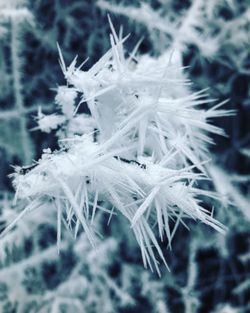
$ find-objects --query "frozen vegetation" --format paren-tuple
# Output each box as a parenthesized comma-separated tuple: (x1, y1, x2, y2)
(0, 1, 249, 312)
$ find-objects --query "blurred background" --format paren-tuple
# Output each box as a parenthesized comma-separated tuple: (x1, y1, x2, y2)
(0, 0, 249, 312)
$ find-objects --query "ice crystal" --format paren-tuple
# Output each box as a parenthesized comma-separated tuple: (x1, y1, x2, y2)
(3, 20, 232, 275)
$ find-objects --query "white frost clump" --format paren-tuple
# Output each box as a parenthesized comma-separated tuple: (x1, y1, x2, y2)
(6, 22, 233, 275)
(36, 108, 66, 133)
(55, 86, 77, 118)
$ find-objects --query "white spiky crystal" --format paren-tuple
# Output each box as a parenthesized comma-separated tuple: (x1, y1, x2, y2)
(7, 21, 233, 275)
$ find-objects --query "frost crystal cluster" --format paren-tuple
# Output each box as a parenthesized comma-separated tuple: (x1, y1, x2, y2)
(9, 23, 231, 274)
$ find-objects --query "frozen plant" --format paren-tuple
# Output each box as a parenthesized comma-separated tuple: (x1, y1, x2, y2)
(98, 0, 250, 64)
(98, 0, 220, 57)
(2, 20, 233, 275)
(0, 0, 34, 165)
